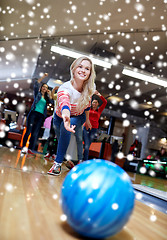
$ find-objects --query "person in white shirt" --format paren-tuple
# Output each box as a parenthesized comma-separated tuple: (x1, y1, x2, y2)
(47, 56, 96, 175)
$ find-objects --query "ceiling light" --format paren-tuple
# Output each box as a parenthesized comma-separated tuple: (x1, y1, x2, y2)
(161, 112, 167, 116)
(47, 78, 63, 88)
(107, 96, 124, 102)
(51, 45, 112, 69)
(54, 79, 63, 85)
(122, 67, 167, 87)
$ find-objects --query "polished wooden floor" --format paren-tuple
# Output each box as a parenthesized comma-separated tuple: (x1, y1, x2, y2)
(0, 146, 166, 240)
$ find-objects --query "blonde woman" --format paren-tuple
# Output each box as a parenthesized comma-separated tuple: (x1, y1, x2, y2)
(48, 56, 96, 175)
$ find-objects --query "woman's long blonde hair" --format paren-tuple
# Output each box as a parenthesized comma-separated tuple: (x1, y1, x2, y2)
(70, 56, 96, 110)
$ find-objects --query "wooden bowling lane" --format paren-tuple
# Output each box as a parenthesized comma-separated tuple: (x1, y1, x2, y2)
(128, 172, 167, 192)
(0, 146, 166, 240)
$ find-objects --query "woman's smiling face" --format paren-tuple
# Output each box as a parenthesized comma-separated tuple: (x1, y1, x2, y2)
(41, 84, 48, 94)
(73, 60, 91, 83)
(92, 99, 99, 110)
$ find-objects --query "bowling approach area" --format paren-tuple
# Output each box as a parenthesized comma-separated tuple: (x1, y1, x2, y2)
(0, 146, 166, 240)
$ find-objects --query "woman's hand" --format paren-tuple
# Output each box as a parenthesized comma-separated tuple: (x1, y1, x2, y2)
(62, 108, 76, 133)
(85, 119, 92, 130)
(47, 89, 52, 98)
(52, 86, 59, 95)
(94, 90, 101, 97)
(53, 86, 59, 91)
(38, 73, 48, 83)
(63, 115, 76, 133)
(44, 73, 48, 77)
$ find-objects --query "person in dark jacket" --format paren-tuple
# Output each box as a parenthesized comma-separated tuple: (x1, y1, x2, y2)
(21, 73, 53, 154)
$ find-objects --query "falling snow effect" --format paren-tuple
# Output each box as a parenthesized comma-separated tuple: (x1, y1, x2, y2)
(0, 2, 166, 145)
(0, 4, 166, 235)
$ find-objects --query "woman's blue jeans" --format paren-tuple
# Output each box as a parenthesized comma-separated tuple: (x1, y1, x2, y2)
(83, 127, 97, 161)
(23, 111, 44, 150)
(53, 112, 86, 163)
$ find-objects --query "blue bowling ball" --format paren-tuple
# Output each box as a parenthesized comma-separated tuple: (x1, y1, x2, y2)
(61, 159, 135, 239)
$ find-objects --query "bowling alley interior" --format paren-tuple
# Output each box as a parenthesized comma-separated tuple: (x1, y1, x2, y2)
(0, 0, 167, 239)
